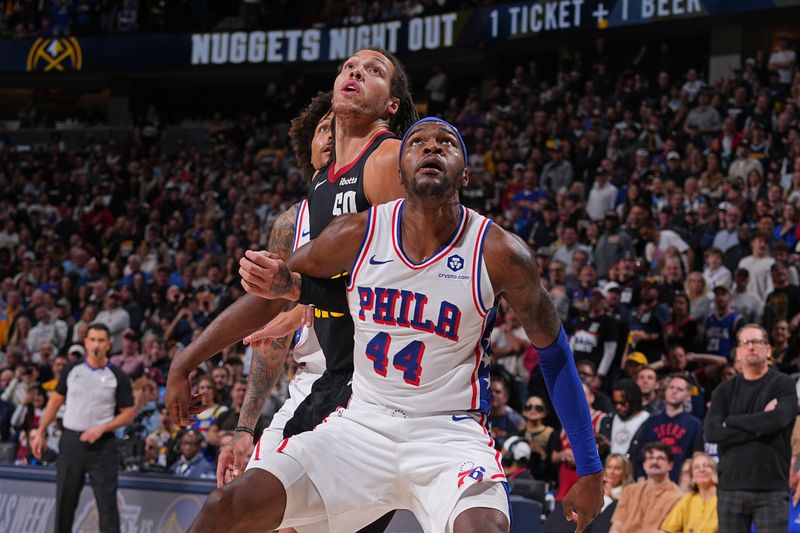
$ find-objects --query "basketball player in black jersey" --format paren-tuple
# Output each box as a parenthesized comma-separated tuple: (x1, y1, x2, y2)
(165, 48, 418, 531)
(214, 91, 333, 486)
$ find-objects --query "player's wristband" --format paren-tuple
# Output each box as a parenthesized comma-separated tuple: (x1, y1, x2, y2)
(536, 325, 604, 477)
(234, 426, 254, 436)
(298, 275, 349, 312)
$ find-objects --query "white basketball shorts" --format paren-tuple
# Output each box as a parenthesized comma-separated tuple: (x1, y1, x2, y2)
(250, 398, 510, 533)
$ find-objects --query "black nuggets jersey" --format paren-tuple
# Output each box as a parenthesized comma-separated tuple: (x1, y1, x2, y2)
(306, 130, 396, 373)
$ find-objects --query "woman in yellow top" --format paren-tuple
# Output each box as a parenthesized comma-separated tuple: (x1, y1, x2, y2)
(661, 452, 718, 533)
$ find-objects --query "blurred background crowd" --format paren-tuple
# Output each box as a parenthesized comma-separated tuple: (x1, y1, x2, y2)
(1, 0, 800, 529)
(1, 0, 469, 38)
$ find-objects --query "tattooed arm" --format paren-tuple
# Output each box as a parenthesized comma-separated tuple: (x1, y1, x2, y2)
(484, 224, 603, 533)
(167, 204, 299, 426)
(237, 205, 301, 431)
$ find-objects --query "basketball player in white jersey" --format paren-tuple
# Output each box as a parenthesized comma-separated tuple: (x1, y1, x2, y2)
(216, 93, 333, 486)
(192, 118, 604, 533)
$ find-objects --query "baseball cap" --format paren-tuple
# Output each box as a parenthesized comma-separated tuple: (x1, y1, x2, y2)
(596, 165, 609, 175)
(627, 352, 648, 366)
(667, 151, 681, 161)
(513, 163, 525, 172)
(502, 436, 532, 463)
(535, 246, 551, 258)
(602, 281, 621, 298)
(635, 148, 649, 157)
(591, 287, 606, 299)
(68, 344, 86, 357)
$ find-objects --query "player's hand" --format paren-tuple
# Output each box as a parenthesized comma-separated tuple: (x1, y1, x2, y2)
(166, 369, 208, 426)
(30, 429, 46, 460)
(239, 250, 298, 300)
(562, 470, 603, 533)
(217, 431, 255, 487)
(79, 426, 106, 444)
(232, 431, 255, 478)
(563, 448, 575, 466)
(243, 307, 307, 346)
(216, 442, 235, 488)
(302, 305, 314, 328)
(243, 322, 279, 347)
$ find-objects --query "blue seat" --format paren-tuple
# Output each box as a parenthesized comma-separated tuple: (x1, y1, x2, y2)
(510, 495, 542, 533)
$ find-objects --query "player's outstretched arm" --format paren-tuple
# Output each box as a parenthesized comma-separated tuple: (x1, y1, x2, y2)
(484, 225, 603, 533)
(239, 211, 369, 304)
(166, 205, 300, 427)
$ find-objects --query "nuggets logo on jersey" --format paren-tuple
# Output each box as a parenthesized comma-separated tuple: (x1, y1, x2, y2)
(346, 199, 497, 412)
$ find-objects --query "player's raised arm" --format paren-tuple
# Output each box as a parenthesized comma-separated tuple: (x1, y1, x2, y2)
(484, 224, 603, 533)
(165, 206, 299, 426)
(238, 211, 369, 303)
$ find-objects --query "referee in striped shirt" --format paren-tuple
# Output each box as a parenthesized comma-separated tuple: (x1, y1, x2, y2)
(32, 323, 135, 533)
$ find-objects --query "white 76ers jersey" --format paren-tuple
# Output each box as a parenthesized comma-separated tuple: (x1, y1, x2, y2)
(346, 199, 497, 413)
(291, 200, 326, 374)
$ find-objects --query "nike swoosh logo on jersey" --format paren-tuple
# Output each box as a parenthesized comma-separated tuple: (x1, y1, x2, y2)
(314, 180, 325, 190)
(452, 415, 472, 422)
(369, 256, 393, 265)
(301, 230, 310, 237)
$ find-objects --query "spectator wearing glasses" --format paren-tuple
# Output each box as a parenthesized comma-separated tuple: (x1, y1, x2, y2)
(609, 441, 683, 533)
(706, 324, 798, 533)
(169, 429, 215, 480)
(600, 379, 649, 461)
(141, 435, 166, 473)
(519, 395, 555, 477)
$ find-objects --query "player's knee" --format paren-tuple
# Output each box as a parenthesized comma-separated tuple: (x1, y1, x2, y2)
(204, 486, 232, 514)
(452, 508, 509, 533)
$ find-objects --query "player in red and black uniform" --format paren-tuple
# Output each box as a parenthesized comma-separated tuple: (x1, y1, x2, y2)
(166, 47, 418, 532)
(283, 126, 399, 437)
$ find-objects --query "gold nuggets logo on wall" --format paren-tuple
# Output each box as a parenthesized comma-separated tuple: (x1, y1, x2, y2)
(26, 37, 82, 72)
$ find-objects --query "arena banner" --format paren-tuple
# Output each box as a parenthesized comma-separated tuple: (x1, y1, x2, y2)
(1, 0, 798, 73)
(0, 466, 211, 533)
(0, 466, 425, 533)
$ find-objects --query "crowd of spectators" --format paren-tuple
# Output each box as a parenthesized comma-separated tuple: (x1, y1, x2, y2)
(1, 30, 800, 526)
(0, 0, 466, 38)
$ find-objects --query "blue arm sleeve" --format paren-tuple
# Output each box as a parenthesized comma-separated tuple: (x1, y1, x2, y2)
(537, 325, 603, 476)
